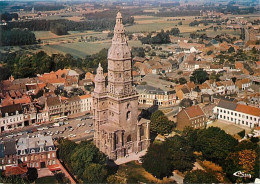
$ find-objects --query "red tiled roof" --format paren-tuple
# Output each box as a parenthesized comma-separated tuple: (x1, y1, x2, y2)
(78, 94, 91, 99)
(183, 105, 205, 119)
(4, 165, 28, 177)
(235, 104, 260, 117)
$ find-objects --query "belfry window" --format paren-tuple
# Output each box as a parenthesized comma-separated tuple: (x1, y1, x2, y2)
(126, 111, 131, 120)
(127, 135, 131, 142)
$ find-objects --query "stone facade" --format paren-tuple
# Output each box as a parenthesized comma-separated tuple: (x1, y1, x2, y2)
(92, 12, 150, 160)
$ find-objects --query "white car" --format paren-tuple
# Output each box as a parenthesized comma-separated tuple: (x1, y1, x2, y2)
(81, 123, 85, 126)
(77, 124, 81, 128)
(85, 130, 90, 134)
(17, 132, 23, 136)
(69, 128, 74, 132)
(43, 127, 49, 130)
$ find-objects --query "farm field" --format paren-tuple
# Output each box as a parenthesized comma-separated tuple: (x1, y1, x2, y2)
(34, 31, 108, 41)
(37, 40, 142, 58)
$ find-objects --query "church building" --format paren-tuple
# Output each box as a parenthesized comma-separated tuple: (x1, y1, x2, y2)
(92, 12, 150, 160)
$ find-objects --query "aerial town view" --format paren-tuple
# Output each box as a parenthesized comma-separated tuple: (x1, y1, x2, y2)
(0, 0, 259, 183)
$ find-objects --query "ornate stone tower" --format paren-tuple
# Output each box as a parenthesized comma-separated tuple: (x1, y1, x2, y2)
(92, 11, 150, 160)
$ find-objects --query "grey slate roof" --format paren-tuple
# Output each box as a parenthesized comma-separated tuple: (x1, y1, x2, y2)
(136, 85, 175, 95)
(217, 100, 237, 110)
(4, 141, 17, 155)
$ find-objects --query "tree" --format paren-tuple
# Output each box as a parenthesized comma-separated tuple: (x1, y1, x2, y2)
(224, 149, 258, 183)
(196, 127, 238, 165)
(207, 50, 213, 55)
(179, 77, 187, 84)
(165, 136, 196, 172)
(142, 143, 173, 179)
(150, 110, 175, 135)
(178, 21, 182, 25)
(27, 167, 38, 182)
(169, 28, 180, 36)
(179, 98, 193, 108)
(184, 170, 219, 184)
(231, 77, 237, 83)
(57, 138, 77, 165)
(70, 141, 107, 179)
(131, 47, 145, 57)
(190, 69, 209, 84)
(228, 46, 235, 53)
(83, 163, 108, 183)
(209, 71, 220, 81)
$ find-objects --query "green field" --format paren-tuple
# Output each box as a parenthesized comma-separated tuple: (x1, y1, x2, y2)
(126, 22, 175, 33)
(39, 40, 142, 58)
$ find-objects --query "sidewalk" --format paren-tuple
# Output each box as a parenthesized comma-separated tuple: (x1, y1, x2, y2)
(115, 149, 147, 165)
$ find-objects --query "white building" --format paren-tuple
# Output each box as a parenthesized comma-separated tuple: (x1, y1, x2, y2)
(0, 104, 24, 133)
(213, 100, 260, 128)
(79, 94, 92, 112)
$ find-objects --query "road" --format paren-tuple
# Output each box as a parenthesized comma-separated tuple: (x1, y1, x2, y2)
(0, 116, 94, 142)
(236, 20, 249, 43)
(170, 171, 184, 184)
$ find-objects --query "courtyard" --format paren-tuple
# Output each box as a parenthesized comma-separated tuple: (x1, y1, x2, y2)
(208, 120, 251, 136)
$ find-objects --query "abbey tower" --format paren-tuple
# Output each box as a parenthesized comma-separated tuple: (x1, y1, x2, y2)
(92, 12, 150, 160)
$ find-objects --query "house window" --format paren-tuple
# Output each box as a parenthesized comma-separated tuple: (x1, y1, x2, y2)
(52, 153, 55, 158)
(48, 153, 50, 158)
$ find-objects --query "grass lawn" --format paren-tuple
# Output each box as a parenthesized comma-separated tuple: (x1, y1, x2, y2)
(36, 176, 57, 184)
(117, 161, 173, 183)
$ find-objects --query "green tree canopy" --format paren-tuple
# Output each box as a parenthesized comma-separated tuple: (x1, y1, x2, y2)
(179, 77, 187, 85)
(184, 170, 219, 184)
(70, 141, 107, 179)
(150, 110, 175, 135)
(57, 138, 77, 165)
(141, 143, 173, 179)
(179, 98, 193, 108)
(190, 68, 209, 84)
(195, 127, 238, 165)
(165, 136, 196, 172)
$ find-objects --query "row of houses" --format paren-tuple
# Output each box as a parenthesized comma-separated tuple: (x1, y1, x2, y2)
(0, 135, 57, 173)
(176, 99, 260, 131)
(0, 94, 91, 133)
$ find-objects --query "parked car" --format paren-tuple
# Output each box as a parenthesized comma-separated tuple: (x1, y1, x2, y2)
(85, 130, 90, 134)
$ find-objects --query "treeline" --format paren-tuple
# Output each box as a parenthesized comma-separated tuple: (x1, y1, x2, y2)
(24, 5, 65, 11)
(142, 127, 259, 183)
(50, 23, 68, 35)
(3, 17, 134, 33)
(58, 140, 109, 183)
(84, 10, 135, 25)
(0, 49, 108, 80)
(189, 19, 222, 26)
(155, 10, 200, 17)
(140, 30, 171, 44)
(0, 12, 18, 21)
(0, 28, 36, 46)
(139, 28, 180, 45)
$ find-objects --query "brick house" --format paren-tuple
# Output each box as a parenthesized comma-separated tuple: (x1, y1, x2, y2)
(16, 135, 57, 168)
(0, 141, 17, 170)
(177, 105, 207, 130)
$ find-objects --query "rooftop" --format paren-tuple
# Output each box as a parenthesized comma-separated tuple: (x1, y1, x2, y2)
(183, 105, 205, 119)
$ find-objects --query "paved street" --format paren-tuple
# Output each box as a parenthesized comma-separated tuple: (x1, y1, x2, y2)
(0, 116, 94, 142)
